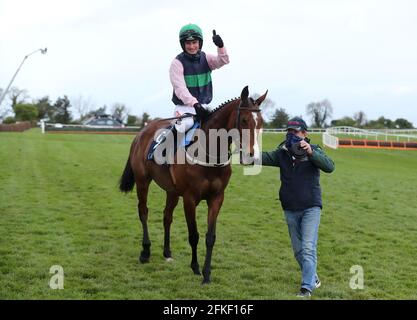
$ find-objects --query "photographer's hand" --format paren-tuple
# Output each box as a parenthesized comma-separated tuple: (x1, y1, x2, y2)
(300, 140, 313, 155)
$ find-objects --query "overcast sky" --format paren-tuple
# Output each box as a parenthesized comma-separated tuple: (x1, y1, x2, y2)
(1, 0, 416, 126)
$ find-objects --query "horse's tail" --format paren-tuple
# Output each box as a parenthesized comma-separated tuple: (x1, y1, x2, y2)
(119, 156, 135, 193)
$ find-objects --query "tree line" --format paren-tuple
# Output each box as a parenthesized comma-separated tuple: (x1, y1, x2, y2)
(0, 87, 151, 127)
(266, 99, 414, 129)
(1, 87, 414, 129)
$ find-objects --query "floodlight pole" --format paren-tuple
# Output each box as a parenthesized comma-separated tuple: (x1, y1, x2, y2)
(0, 48, 47, 107)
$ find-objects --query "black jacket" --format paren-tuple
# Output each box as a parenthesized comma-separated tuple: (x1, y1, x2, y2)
(261, 142, 335, 211)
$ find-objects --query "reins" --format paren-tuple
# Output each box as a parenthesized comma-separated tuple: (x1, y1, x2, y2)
(160, 113, 195, 122)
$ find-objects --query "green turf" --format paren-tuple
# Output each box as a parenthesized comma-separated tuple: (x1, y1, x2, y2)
(1, 129, 416, 299)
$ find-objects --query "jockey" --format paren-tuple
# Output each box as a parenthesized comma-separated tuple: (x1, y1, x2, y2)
(170, 23, 230, 133)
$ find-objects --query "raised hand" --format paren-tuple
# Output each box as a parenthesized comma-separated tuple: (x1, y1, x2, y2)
(212, 30, 224, 48)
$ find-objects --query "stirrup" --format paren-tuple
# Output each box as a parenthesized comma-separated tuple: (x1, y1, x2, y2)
(159, 125, 176, 142)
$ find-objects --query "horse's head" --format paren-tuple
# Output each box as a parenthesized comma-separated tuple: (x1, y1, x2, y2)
(236, 86, 267, 164)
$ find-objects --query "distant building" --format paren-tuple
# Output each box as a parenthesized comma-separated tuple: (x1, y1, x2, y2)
(82, 113, 124, 127)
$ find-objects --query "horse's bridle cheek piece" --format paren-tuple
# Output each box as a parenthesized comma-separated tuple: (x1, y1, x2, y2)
(235, 102, 261, 152)
(235, 101, 261, 130)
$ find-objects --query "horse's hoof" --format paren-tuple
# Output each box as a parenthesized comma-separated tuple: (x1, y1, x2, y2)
(139, 257, 149, 263)
(139, 253, 150, 264)
(165, 257, 174, 262)
(202, 279, 211, 285)
(191, 264, 201, 275)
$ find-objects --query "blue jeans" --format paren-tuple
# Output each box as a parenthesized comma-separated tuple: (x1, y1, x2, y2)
(284, 206, 321, 292)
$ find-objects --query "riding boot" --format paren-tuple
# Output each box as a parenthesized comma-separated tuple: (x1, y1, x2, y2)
(164, 124, 177, 158)
(148, 125, 177, 161)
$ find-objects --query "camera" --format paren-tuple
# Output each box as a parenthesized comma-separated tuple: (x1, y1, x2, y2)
(289, 142, 307, 159)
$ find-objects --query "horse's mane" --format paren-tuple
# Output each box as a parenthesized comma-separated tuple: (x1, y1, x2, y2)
(209, 97, 240, 115)
(208, 96, 256, 116)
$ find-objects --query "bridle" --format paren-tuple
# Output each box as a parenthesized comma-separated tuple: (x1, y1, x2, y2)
(235, 99, 261, 130)
(234, 100, 262, 156)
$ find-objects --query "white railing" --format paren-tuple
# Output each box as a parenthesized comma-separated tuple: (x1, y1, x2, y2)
(327, 126, 417, 142)
(42, 122, 141, 133)
(322, 132, 339, 149)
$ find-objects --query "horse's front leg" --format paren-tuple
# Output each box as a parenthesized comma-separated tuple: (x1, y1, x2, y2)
(202, 192, 224, 284)
(183, 194, 201, 275)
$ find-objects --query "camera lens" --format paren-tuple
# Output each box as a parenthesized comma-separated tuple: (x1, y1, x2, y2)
(290, 142, 307, 159)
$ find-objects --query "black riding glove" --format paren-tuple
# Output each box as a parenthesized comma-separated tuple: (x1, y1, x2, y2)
(212, 30, 224, 48)
(193, 103, 210, 121)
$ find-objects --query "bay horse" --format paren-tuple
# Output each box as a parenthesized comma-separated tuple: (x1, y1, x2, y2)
(119, 86, 267, 284)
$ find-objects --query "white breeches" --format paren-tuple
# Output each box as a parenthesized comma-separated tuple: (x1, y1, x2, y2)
(174, 105, 196, 133)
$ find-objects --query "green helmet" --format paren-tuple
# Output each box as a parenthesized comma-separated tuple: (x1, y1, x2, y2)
(179, 24, 203, 50)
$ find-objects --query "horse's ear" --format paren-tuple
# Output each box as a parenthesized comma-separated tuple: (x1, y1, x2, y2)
(240, 86, 249, 101)
(255, 90, 268, 106)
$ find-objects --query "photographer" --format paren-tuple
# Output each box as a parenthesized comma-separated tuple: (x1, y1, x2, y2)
(261, 117, 335, 297)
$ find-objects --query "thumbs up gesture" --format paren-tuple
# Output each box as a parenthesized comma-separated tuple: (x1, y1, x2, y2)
(212, 30, 224, 48)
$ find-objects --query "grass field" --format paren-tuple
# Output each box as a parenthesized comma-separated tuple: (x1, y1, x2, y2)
(1, 129, 417, 299)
